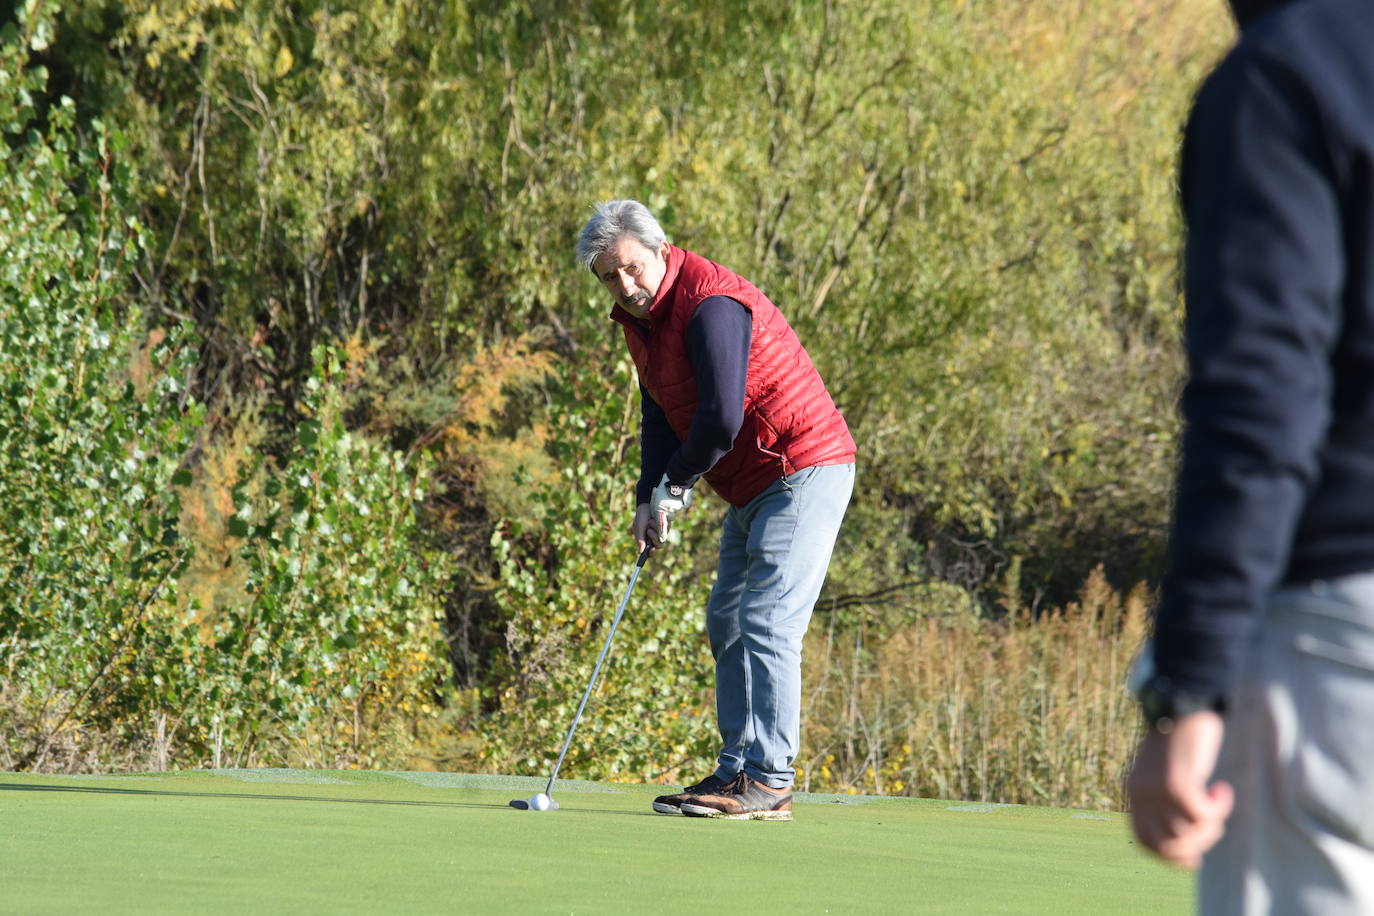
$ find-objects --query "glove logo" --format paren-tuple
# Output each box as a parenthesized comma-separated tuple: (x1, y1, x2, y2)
(650, 474, 694, 540)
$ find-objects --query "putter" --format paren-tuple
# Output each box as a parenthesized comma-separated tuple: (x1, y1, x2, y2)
(510, 544, 653, 812)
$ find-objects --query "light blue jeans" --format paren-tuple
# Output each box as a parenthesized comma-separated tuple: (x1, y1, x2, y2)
(707, 462, 854, 789)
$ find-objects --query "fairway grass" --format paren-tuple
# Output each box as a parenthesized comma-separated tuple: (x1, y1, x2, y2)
(0, 769, 1188, 914)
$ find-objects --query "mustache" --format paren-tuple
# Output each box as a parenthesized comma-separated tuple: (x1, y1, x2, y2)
(624, 291, 650, 306)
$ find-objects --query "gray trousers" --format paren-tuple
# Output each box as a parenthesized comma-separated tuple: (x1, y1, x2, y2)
(1200, 573, 1374, 915)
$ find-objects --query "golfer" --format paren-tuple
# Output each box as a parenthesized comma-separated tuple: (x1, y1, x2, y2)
(575, 200, 855, 820)
(1127, 0, 1374, 910)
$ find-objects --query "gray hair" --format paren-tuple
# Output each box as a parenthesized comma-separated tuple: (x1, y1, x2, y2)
(575, 199, 667, 272)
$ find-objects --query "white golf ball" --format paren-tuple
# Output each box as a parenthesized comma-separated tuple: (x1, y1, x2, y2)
(531, 793, 552, 811)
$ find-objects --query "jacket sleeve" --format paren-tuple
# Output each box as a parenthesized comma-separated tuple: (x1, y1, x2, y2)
(664, 295, 751, 486)
(637, 386, 678, 505)
(1154, 47, 1345, 696)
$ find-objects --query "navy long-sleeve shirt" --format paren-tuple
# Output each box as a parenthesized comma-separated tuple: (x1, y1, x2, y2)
(635, 295, 751, 505)
(1153, 0, 1374, 697)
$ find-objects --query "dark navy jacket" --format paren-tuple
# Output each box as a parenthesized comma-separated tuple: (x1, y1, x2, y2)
(1154, 0, 1374, 696)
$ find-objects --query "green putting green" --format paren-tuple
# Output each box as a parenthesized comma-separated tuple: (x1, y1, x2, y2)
(0, 769, 1188, 913)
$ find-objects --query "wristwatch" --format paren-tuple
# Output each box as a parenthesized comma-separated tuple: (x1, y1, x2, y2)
(1127, 645, 1226, 734)
(1134, 675, 1226, 734)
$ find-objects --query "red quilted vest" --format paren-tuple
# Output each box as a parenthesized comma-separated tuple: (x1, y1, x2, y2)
(611, 245, 856, 507)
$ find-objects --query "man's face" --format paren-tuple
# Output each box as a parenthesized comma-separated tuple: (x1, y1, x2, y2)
(592, 236, 669, 320)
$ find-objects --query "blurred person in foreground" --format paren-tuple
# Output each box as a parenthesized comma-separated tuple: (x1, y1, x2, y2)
(1127, 0, 1374, 911)
(575, 200, 855, 820)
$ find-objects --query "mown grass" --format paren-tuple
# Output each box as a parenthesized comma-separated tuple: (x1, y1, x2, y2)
(0, 768, 1188, 914)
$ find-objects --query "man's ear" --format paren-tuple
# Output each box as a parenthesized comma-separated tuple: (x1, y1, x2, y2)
(659, 240, 670, 260)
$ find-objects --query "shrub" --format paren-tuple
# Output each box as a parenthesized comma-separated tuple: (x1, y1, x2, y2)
(177, 349, 453, 769)
(0, 9, 453, 769)
(0, 3, 202, 770)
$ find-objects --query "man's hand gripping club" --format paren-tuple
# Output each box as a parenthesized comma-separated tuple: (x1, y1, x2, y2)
(635, 474, 693, 553)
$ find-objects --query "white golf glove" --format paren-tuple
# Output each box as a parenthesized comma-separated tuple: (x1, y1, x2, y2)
(650, 474, 693, 539)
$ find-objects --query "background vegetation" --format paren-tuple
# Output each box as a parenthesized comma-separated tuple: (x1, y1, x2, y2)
(2, 0, 1231, 808)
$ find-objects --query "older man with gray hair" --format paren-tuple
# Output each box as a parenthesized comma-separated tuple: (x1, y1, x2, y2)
(576, 199, 855, 820)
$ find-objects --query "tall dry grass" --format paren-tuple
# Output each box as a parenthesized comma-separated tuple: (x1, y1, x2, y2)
(799, 568, 1149, 811)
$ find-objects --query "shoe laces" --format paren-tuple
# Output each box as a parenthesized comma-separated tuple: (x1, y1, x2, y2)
(685, 774, 725, 794)
(719, 771, 750, 796)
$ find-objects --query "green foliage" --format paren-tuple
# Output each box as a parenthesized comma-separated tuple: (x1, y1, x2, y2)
(706, 1, 1207, 605)
(24, 0, 1239, 802)
(185, 348, 452, 767)
(478, 353, 717, 784)
(0, 2, 204, 770)
(367, 332, 559, 522)
(0, 9, 453, 770)
(78, 0, 1225, 609)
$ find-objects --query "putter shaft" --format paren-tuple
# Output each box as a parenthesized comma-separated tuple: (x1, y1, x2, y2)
(543, 545, 652, 796)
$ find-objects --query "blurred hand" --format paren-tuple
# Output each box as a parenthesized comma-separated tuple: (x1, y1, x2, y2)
(1126, 710, 1234, 870)
(632, 503, 664, 554)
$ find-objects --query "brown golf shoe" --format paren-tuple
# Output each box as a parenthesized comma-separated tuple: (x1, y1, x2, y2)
(651, 773, 730, 815)
(679, 772, 793, 821)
